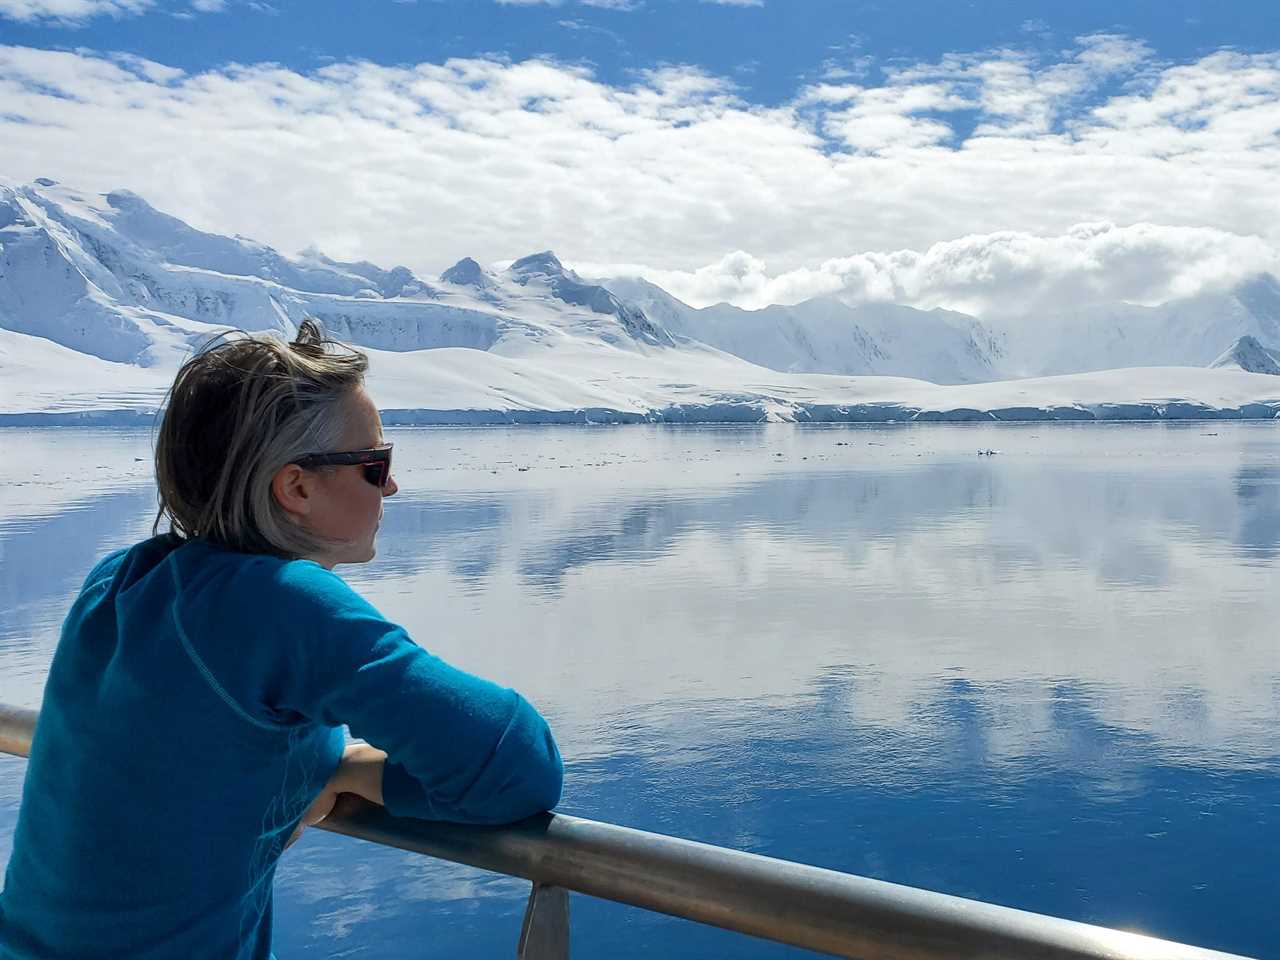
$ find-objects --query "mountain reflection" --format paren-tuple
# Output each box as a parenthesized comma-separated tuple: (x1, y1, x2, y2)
(354, 446, 1278, 595)
(1233, 464, 1280, 557)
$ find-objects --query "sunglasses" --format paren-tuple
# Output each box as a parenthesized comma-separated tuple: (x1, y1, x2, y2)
(295, 443, 394, 488)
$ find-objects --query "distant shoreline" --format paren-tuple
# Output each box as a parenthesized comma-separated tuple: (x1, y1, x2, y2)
(3, 402, 1278, 428)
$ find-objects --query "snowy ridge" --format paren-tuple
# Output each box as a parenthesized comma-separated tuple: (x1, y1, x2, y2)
(603, 276, 1005, 384)
(1, 179, 1279, 424)
(603, 273, 1280, 383)
(996, 276, 1280, 377)
(1211, 335, 1280, 375)
(0, 179, 665, 367)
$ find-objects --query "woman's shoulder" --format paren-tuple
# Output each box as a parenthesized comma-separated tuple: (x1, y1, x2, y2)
(81, 545, 132, 591)
(173, 537, 373, 619)
(81, 533, 183, 592)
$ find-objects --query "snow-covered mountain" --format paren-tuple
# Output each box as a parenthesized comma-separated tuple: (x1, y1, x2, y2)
(2, 178, 1279, 424)
(993, 277, 1280, 378)
(604, 273, 1280, 383)
(1211, 335, 1280, 375)
(602, 277, 1004, 384)
(0, 179, 674, 369)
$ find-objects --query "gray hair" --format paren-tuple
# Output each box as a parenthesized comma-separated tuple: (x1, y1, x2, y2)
(153, 318, 370, 558)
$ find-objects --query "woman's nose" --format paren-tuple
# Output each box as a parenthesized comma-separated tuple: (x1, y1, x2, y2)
(383, 474, 399, 497)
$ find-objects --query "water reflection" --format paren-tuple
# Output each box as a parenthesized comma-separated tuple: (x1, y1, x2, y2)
(1233, 464, 1280, 557)
(0, 423, 1277, 958)
(361, 452, 1280, 597)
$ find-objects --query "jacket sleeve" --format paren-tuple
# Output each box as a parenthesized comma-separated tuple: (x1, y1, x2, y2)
(264, 560, 563, 824)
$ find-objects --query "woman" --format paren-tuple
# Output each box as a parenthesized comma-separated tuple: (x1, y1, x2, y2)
(0, 320, 563, 959)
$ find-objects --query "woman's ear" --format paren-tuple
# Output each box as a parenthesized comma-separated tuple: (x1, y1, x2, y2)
(272, 463, 314, 520)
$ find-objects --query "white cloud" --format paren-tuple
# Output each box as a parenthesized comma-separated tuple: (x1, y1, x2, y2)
(0, 0, 235, 21)
(575, 222, 1280, 314)
(557, 17, 623, 42)
(2, 37, 1280, 313)
(105, 51, 185, 82)
(0, 0, 153, 22)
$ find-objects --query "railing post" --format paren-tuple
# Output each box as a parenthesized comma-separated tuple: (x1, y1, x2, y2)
(517, 882, 570, 960)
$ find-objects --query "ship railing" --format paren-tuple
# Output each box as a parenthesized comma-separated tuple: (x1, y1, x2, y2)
(0, 703, 1255, 960)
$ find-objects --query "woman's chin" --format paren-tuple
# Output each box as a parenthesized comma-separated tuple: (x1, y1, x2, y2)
(327, 541, 377, 568)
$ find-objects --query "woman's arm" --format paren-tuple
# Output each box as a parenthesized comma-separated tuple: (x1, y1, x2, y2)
(263, 563, 563, 826)
(287, 741, 386, 848)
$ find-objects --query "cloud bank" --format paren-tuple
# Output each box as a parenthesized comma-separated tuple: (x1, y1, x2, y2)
(575, 222, 1280, 313)
(1, 36, 1278, 311)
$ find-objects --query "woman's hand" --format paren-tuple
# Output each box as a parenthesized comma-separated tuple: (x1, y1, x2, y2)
(286, 741, 387, 850)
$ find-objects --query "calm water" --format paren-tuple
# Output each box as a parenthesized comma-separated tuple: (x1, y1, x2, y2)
(1, 423, 1277, 958)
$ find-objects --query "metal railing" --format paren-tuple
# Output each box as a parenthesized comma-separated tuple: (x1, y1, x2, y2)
(0, 703, 1255, 960)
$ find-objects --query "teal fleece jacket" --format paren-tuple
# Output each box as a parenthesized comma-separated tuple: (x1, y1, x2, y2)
(0, 534, 563, 959)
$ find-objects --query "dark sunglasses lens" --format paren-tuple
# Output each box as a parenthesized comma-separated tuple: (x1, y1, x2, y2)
(361, 462, 387, 488)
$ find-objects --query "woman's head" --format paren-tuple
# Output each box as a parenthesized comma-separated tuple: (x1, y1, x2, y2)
(154, 318, 397, 567)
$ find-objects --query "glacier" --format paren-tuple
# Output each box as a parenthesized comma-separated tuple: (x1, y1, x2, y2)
(1, 178, 1278, 426)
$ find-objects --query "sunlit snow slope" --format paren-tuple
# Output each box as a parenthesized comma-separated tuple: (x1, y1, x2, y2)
(1, 179, 1278, 424)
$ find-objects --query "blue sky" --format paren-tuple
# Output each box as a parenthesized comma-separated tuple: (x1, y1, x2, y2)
(3, 1, 1280, 310)
(6, 0, 1279, 105)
